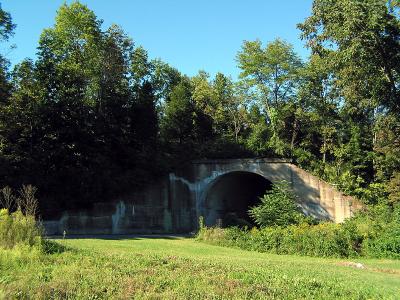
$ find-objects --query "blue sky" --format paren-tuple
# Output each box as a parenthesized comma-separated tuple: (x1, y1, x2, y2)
(2, 0, 313, 79)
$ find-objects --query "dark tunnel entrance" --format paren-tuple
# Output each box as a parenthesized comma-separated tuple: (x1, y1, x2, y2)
(204, 171, 272, 227)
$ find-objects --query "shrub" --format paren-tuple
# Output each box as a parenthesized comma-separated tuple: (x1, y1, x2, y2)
(362, 223, 400, 259)
(204, 201, 400, 259)
(248, 181, 305, 227)
(198, 197, 400, 259)
(0, 186, 15, 211)
(355, 203, 400, 258)
(197, 222, 364, 258)
(0, 209, 42, 249)
(0, 185, 43, 250)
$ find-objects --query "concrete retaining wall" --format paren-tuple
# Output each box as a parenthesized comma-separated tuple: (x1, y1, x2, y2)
(43, 159, 363, 235)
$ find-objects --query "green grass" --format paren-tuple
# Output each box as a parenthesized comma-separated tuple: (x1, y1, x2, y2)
(1, 237, 400, 299)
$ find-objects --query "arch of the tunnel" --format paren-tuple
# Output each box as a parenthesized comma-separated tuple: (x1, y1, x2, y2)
(202, 171, 273, 227)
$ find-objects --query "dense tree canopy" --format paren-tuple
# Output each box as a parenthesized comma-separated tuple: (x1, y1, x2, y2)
(0, 0, 399, 215)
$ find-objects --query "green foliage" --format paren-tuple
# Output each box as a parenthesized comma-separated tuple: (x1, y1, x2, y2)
(294, 0, 400, 198)
(347, 204, 400, 258)
(199, 203, 400, 259)
(1, 0, 400, 221)
(0, 209, 42, 249)
(41, 239, 69, 254)
(299, 0, 400, 113)
(237, 38, 303, 157)
(198, 223, 361, 258)
(388, 172, 400, 204)
(0, 3, 170, 213)
(249, 181, 304, 227)
(0, 3, 15, 42)
(362, 223, 400, 259)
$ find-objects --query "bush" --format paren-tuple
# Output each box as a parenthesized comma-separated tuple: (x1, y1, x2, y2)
(197, 204, 400, 259)
(362, 223, 400, 259)
(0, 185, 43, 250)
(249, 181, 306, 227)
(0, 209, 42, 249)
(196, 217, 228, 245)
(197, 222, 363, 258)
(352, 203, 400, 258)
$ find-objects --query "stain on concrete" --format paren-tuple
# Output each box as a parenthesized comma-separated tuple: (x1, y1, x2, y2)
(43, 158, 362, 234)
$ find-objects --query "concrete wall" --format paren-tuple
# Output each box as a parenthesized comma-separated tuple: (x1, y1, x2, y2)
(181, 159, 362, 225)
(43, 178, 173, 235)
(43, 159, 363, 235)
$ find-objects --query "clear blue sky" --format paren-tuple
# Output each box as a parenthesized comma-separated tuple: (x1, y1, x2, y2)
(2, 0, 313, 79)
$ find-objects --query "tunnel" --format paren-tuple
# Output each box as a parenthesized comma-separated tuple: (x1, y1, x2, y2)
(203, 171, 272, 227)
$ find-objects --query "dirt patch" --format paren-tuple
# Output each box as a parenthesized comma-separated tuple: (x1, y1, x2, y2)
(369, 267, 400, 275)
(337, 261, 365, 269)
(337, 262, 400, 276)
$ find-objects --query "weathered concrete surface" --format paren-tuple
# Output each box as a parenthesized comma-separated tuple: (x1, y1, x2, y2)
(43, 158, 362, 235)
(43, 178, 172, 235)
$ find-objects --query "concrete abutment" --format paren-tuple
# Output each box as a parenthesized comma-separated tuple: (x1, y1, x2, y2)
(43, 158, 362, 235)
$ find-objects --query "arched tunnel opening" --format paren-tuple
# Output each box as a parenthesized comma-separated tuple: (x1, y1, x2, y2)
(204, 171, 272, 227)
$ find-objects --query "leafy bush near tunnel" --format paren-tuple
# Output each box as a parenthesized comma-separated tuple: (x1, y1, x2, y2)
(349, 203, 400, 259)
(198, 222, 361, 258)
(197, 203, 400, 259)
(248, 181, 307, 227)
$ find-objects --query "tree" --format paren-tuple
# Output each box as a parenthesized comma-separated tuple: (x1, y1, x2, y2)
(237, 39, 302, 121)
(249, 181, 304, 227)
(161, 79, 196, 158)
(296, 54, 341, 165)
(130, 46, 151, 89)
(0, 2, 15, 42)
(191, 71, 215, 117)
(373, 114, 400, 181)
(148, 59, 181, 104)
(0, 2, 16, 186)
(32, 2, 104, 207)
(1, 59, 42, 179)
(213, 73, 248, 143)
(298, 0, 400, 199)
(237, 39, 303, 155)
(1, 2, 166, 212)
(299, 0, 400, 114)
(388, 172, 400, 204)
(0, 2, 15, 103)
(131, 81, 159, 162)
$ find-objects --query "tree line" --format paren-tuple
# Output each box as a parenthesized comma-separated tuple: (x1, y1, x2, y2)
(0, 1, 399, 217)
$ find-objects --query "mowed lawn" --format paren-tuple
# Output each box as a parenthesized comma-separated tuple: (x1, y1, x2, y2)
(1, 237, 400, 299)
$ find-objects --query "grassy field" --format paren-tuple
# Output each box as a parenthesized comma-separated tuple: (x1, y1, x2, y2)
(1, 237, 400, 299)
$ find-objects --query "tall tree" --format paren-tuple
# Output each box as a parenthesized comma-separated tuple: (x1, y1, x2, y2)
(299, 0, 400, 198)
(0, 2, 15, 43)
(0, 2, 15, 101)
(237, 39, 303, 155)
(161, 79, 196, 159)
(299, 0, 400, 114)
(1, 2, 160, 211)
(296, 54, 341, 165)
(213, 73, 248, 142)
(0, 2, 16, 185)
